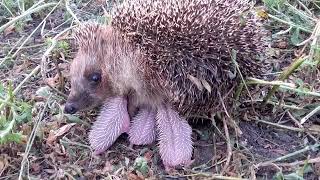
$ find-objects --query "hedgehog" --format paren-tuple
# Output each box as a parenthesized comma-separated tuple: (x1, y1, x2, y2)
(63, 0, 270, 168)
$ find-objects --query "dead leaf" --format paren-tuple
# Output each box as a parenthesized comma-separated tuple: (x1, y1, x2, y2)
(201, 79, 212, 93)
(187, 74, 203, 91)
(46, 123, 76, 144)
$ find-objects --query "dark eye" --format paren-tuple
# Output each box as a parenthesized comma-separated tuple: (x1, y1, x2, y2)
(90, 73, 101, 83)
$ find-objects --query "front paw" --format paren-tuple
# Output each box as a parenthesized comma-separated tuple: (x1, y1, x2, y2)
(128, 107, 156, 145)
(89, 97, 130, 154)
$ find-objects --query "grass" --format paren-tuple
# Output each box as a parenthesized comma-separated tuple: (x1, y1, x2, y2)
(0, 0, 320, 179)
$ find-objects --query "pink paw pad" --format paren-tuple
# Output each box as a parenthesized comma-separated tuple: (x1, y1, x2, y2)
(156, 105, 193, 168)
(89, 97, 130, 154)
(129, 107, 156, 145)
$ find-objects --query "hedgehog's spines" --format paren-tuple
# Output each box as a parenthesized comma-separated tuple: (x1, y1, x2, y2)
(112, 0, 271, 115)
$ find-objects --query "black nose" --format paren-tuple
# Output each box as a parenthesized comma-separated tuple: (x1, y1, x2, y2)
(64, 103, 78, 114)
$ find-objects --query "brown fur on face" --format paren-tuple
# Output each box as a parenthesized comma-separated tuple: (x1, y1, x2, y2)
(64, 23, 152, 114)
(65, 24, 118, 113)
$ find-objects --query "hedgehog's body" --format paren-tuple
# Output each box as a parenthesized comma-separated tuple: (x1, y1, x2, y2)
(64, 0, 270, 168)
(111, 0, 269, 116)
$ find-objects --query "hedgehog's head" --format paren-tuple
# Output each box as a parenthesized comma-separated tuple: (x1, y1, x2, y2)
(64, 23, 116, 114)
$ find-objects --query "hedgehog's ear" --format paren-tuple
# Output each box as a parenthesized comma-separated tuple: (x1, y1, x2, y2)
(73, 22, 102, 49)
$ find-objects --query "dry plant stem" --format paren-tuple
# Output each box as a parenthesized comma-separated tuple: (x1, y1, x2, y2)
(0, 66, 40, 111)
(297, 0, 313, 15)
(18, 0, 25, 12)
(277, 156, 320, 167)
(263, 57, 306, 104)
(285, 2, 317, 22)
(230, 50, 254, 105)
(0, 2, 57, 32)
(300, 105, 320, 124)
(18, 96, 51, 180)
(41, 26, 75, 78)
(243, 99, 303, 110)
(274, 26, 292, 36)
(221, 116, 232, 175)
(0, 1, 14, 16)
(255, 118, 320, 135)
(279, 85, 320, 97)
(308, 20, 320, 65)
(256, 143, 320, 167)
(287, 111, 317, 142)
(65, 0, 80, 24)
(267, 14, 313, 33)
(247, 78, 294, 87)
(286, 111, 304, 128)
(10, 3, 61, 59)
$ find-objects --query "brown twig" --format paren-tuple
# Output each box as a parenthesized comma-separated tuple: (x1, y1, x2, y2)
(254, 118, 320, 135)
(287, 111, 318, 142)
(255, 143, 320, 167)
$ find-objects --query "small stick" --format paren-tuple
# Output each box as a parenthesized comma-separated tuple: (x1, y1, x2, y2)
(254, 118, 304, 132)
(11, 2, 60, 58)
(65, 0, 80, 24)
(255, 143, 320, 167)
(0, 2, 57, 32)
(18, 96, 51, 180)
(300, 105, 320, 124)
(242, 99, 303, 110)
(297, 0, 313, 15)
(286, 111, 318, 142)
(277, 157, 320, 167)
(267, 14, 313, 33)
(257, 118, 320, 135)
(221, 116, 232, 175)
(286, 111, 304, 128)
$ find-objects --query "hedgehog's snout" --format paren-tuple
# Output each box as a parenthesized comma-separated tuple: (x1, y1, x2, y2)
(64, 102, 78, 114)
